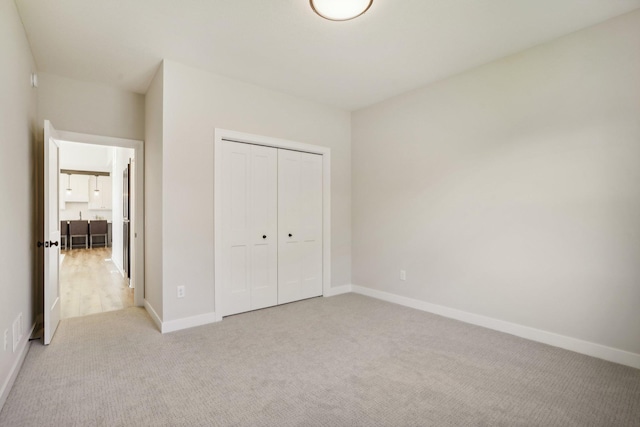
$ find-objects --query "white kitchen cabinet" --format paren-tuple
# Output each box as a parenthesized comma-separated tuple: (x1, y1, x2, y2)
(63, 174, 89, 202)
(88, 175, 112, 210)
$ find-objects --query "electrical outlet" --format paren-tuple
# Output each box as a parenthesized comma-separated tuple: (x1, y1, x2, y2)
(3, 329, 8, 351)
(400, 270, 407, 281)
(177, 286, 185, 298)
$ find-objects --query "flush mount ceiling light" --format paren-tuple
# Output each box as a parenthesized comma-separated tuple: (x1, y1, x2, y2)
(310, 0, 373, 21)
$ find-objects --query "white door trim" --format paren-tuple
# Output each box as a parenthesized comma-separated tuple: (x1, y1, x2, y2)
(214, 129, 331, 321)
(56, 129, 145, 307)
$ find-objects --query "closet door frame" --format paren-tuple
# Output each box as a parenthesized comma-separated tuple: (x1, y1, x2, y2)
(213, 128, 331, 321)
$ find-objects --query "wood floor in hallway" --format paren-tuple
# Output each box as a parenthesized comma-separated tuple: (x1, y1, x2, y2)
(60, 247, 134, 319)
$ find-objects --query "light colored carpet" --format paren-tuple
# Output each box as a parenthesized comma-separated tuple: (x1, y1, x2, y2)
(1, 294, 638, 426)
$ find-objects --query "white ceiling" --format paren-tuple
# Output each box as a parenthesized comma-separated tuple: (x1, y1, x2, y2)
(59, 141, 112, 172)
(16, 0, 640, 110)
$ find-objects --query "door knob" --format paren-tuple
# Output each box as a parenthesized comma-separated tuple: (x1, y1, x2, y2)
(37, 241, 59, 248)
(263, 235, 267, 239)
(288, 233, 293, 237)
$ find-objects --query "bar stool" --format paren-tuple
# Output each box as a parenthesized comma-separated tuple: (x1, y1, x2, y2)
(90, 220, 108, 248)
(68, 220, 89, 249)
(60, 220, 68, 250)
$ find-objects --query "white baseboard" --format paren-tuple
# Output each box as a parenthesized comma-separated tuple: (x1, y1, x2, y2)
(324, 284, 353, 297)
(350, 285, 640, 370)
(0, 323, 35, 412)
(143, 301, 223, 333)
(143, 300, 162, 332)
(161, 311, 218, 334)
(112, 258, 125, 279)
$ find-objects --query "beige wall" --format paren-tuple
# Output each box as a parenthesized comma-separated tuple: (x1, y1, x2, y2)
(352, 10, 640, 355)
(144, 63, 164, 318)
(0, 0, 38, 409)
(37, 72, 145, 140)
(160, 60, 352, 321)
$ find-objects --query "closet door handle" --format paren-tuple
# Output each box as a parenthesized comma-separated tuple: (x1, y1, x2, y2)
(288, 233, 293, 238)
(263, 235, 267, 239)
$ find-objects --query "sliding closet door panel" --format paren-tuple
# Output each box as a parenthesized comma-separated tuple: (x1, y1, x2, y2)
(249, 145, 278, 310)
(221, 141, 277, 316)
(298, 153, 323, 300)
(222, 141, 251, 316)
(277, 150, 301, 304)
(278, 150, 323, 304)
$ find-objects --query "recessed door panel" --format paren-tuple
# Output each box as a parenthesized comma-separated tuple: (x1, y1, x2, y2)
(249, 145, 278, 310)
(230, 246, 248, 293)
(252, 151, 270, 231)
(230, 152, 248, 234)
(221, 141, 277, 316)
(278, 150, 323, 304)
(252, 244, 268, 289)
(222, 142, 251, 316)
(299, 153, 323, 300)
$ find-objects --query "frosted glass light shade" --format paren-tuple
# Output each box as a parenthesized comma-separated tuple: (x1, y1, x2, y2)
(310, 0, 373, 21)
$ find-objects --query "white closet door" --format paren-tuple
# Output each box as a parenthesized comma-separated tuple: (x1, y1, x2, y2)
(249, 145, 278, 310)
(221, 141, 278, 316)
(278, 150, 323, 304)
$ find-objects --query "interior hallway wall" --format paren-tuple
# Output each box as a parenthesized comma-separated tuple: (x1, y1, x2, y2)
(0, 0, 38, 410)
(352, 10, 640, 356)
(36, 72, 145, 140)
(144, 63, 164, 319)
(160, 60, 352, 322)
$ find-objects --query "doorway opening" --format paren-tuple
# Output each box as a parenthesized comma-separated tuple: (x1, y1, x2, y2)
(59, 142, 135, 318)
(51, 128, 145, 324)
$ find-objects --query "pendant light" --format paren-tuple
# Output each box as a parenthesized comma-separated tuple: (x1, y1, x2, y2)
(94, 175, 100, 196)
(310, 0, 373, 21)
(66, 173, 72, 194)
